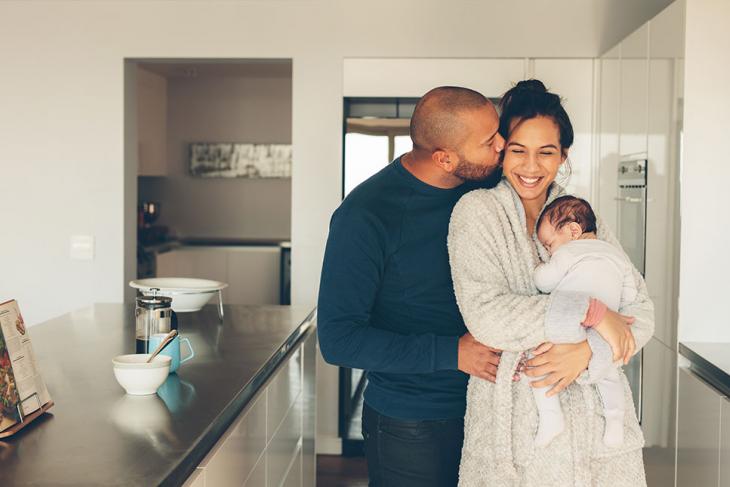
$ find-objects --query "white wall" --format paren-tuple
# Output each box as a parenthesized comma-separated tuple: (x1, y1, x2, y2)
(0, 0, 676, 454)
(679, 0, 730, 342)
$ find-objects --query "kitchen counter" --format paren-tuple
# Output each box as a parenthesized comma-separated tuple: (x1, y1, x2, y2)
(0, 303, 316, 486)
(678, 341, 730, 397)
(141, 238, 291, 255)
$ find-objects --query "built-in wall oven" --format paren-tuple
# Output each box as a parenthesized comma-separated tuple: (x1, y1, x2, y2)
(616, 156, 648, 421)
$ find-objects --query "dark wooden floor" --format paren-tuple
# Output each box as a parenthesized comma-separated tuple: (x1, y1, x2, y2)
(317, 455, 369, 487)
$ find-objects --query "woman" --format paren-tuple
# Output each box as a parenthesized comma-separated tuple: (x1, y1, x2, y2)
(448, 80, 653, 486)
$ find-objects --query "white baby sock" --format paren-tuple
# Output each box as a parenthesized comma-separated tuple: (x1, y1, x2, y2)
(603, 408, 625, 447)
(532, 387, 565, 447)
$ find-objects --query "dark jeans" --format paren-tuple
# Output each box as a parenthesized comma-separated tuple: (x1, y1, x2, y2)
(362, 403, 464, 487)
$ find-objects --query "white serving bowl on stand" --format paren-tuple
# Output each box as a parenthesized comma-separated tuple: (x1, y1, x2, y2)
(129, 278, 228, 317)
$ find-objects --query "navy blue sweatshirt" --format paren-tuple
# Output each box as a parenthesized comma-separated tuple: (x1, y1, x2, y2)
(317, 157, 497, 420)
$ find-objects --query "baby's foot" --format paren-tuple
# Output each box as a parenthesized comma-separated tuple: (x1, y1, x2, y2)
(534, 410, 565, 447)
(603, 409, 625, 447)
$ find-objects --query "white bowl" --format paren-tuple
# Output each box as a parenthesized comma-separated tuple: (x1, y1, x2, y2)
(129, 278, 228, 312)
(112, 354, 171, 395)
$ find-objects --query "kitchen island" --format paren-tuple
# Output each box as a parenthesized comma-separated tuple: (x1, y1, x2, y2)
(0, 303, 316, 486)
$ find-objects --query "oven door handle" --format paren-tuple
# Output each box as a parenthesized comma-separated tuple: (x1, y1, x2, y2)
(614, 196, 645, 203)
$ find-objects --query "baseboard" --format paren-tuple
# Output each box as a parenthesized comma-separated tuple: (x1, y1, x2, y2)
(316, 434, 342, 455)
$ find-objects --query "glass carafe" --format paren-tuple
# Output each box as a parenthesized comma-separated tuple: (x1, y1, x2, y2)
(135, 293, 176, 354)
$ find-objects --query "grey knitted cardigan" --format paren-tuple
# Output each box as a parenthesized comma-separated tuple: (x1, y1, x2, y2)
(448, 180, 653, 487)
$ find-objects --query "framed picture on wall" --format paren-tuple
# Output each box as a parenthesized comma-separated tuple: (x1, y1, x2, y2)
(189, 143, 292, 178)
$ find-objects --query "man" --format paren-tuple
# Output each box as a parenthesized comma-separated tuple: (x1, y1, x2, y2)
(317, 86, 505, 486)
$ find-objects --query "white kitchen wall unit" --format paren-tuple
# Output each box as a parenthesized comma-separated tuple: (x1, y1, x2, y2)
(137, 66, 167, 176)
(532, 59, 595, 201)
(597, 45, 621, 234)
(189, 330, 316, 487)
(678, 0, 730, 343)
(156, 246, 281, 305)
(619, 24, 650, 157)
(343, 58, 526, 98)
(676, 367, 724, 486)
(646, 0, 684, 352)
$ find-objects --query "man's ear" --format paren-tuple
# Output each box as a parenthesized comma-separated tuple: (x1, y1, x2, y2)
(568, 222, 583, 239)
(432, 149, 458, 173)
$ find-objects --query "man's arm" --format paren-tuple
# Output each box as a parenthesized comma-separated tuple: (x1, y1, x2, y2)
(317, 205, 500, 380)
(317, 206, 458, 374)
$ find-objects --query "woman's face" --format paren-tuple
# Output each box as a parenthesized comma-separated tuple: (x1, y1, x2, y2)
(502, 116, 566, 203)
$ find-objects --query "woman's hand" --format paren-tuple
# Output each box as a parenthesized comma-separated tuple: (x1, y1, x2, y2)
(524, 341, 592, 396)
(593, 309, 636, 364)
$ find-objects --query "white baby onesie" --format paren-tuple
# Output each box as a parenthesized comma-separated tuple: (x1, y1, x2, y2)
(532, 239, 638, 447)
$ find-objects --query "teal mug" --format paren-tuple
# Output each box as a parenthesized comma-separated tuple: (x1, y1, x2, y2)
(148, 333, 195, 373)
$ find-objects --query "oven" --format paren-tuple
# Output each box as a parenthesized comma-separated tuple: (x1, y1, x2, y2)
(616, 156, 648, 421)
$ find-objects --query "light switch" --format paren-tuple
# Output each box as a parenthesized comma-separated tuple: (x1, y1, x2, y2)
(70, 235, 95, 261)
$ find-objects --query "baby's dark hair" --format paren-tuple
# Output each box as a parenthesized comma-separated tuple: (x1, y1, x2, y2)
(498, 79, 574, 153)
(537, 195, 597, 234)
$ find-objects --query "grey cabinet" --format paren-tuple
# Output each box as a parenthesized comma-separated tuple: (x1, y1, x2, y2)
(676, 367, 723, 486)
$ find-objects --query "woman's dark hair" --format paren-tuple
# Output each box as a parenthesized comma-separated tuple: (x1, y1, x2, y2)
(498, 79, 574, 153)
(537, 195, 597, 234)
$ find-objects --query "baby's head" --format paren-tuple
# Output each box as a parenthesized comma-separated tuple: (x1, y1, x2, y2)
(537, 195, 597, 254)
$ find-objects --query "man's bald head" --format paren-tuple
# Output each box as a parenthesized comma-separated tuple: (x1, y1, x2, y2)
(410, 86, 491, 152)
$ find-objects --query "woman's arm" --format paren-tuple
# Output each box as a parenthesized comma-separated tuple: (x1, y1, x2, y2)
(448, 192, 588, 353)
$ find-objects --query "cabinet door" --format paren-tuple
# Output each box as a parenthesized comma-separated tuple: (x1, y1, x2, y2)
(721, 398, 730, 487)
(268, 393, 303, 487)
(676, 367, 722, 487)
(619, 24, 649, 156)
(198, 391, 268, 487)
(597, 45, 621, 234)
(532, 59, 594, 200)
(302, 331, 317, 487)
(642, 338, 677, 486)
(226, 247, 281, 305)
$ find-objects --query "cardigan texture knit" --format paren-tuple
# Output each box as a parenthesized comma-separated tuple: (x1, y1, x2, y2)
(448, 179, 653, 486)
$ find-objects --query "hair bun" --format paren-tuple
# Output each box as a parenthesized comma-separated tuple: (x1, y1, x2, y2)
(513, 79, 547, 93)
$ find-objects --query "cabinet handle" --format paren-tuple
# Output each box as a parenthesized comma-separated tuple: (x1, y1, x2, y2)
(614, 196, 644, 203)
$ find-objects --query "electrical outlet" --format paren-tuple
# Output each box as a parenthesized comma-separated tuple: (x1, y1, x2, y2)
(70, 235, 95, 261)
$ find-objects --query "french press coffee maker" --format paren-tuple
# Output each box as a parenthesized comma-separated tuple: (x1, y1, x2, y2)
(135, 291, 177, 354)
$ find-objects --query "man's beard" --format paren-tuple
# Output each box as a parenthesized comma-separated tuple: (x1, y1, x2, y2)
(453, 157, 500, 182)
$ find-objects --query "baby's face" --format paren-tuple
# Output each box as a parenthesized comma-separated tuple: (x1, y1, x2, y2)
(537, 220, 576, 255)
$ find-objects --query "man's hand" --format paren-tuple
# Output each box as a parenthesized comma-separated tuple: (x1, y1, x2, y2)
(593, 309, 636, 364)
(457, 333, 502, 383)
(524, 341, 592, 396)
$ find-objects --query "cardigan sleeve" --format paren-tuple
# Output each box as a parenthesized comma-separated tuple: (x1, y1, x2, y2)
(448, 191, 588, 353)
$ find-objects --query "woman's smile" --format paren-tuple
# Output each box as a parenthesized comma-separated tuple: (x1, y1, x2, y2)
(515, 174, 544, 189)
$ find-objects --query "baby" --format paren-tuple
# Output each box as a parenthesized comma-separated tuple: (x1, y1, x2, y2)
(531, 195, 637, 448)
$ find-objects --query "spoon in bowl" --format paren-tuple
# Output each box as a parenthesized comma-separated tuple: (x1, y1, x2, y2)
(147, 329, 178, 363)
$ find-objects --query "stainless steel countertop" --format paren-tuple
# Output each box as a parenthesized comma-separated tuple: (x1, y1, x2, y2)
(679, 341, 730, 397)
(0, 303, 315, 486)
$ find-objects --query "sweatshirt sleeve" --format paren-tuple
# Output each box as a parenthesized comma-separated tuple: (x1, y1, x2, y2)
(448, 192, 588, 353)
(317, 205, 458, 374)
(534, 250, 571, 293)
